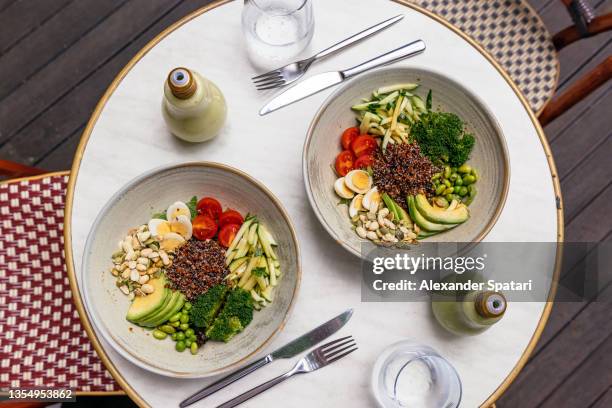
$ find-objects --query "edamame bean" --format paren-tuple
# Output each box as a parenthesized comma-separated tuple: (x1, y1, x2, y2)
(432, 172, 442, 180)
(444, 166, 451, 178)
(185, 328, 195, 338)
(458, 164, 472, 174)
(170, 321, 180, 328)
(185, 339, 192, 347)
(152, 330, 167, 340)
(443, 179, 452, 188)
(468, 184, 477, 195)
(451, 167, 457, 173)
(159, 325, 175, 334)
(458, 186, 468, 197)
(434, 197, 449, 208)
(189, 335, 197, 342)
(190, 342, 198, 355)
(435, 184, 446, 195)
(184, 302, 192, 311)
(169, 313, 182, 323)
(462, 175, 476, 185)
(443, 187, 454, 195)
(176, 332, 185, 341)
(445, 194, 454, 202)
(179, 323, 189, 331)
(450, 173, 458, 181)
(471, 168, 479, 181)
(175, 341, 186, 352)
(180, 314, 189, 324)
(171, 333, 178, 341)
(181, 310, 189, 316)
(454, 176, 463, 186)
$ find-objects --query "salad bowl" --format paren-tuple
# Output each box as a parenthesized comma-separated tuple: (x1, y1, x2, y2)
(82, 162, 301, 377)
(303, 67, 510, 258)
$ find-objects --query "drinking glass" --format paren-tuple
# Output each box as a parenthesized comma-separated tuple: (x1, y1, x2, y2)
(241, 0, 314, 69)
(372, 341, 462, 408)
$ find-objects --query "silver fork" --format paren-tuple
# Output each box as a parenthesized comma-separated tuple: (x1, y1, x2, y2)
(252, 14, 404, 90)
(216, 336, 358, 408)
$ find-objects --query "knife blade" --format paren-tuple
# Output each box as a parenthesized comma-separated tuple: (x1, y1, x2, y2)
(180, 309, 353, 407)
(259, 39, 426, 115)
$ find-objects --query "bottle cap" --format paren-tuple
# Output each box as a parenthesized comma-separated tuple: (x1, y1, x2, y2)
(167, 67, 196, 99)
(475, 291, 507, 318)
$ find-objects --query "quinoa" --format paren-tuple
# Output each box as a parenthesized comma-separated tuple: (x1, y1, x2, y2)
(372, 142, 439, 209)
(165, 239, 229, 300)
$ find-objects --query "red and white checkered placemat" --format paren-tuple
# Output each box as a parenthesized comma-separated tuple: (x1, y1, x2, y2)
(0, 173, 120, 392)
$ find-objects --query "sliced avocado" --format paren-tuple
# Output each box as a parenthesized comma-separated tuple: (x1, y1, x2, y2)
(381, 193, 400, 220)
(392, 196, 411, 223)
(126, 276, 167, 322)
(134, 288, 172, 323)
(414, 194, 469, 224)
(417, 229, 439, 239)
(137, 290, 178, 327)
(407, 196, 458, 233)
(145, 292, 186, 328)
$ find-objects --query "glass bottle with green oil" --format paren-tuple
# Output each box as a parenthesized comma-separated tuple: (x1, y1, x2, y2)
(432, 289, 507, 336)
(162, 67, 227, 143)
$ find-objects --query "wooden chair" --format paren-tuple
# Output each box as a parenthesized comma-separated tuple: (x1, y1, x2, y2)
(411, 0, 611, 125)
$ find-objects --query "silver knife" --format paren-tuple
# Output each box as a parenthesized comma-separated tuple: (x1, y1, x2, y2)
(180, 309, 353, 407)
(259, 39, 426, 115)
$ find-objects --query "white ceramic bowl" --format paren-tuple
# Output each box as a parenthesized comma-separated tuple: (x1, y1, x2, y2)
(303, 67, 510, 258)
(82, 162, 301, 377)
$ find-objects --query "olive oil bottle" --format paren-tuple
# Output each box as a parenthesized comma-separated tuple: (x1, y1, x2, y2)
(162, 67, 227, 143)
(432, 290, 507, 335)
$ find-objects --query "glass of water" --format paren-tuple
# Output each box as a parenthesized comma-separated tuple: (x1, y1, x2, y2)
(242, 0, 314, 69)
(372, 341, 462, 407)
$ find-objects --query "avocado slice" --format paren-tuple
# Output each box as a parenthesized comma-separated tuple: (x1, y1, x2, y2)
(135, 289, 175, 326)
(407, 196, 459, 233)
(381, 193, 400, 220)
(414, 194, 469, 224)
(133, 288, 172, 323)
(126, 276, 168, 322)
(392, 196, 411, 223)
(144, 292, 186, 328)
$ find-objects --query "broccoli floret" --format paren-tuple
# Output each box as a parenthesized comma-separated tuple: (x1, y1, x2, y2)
(205, 288, 254, 342)
(411, 111, 475, 167)
(191, 284, 228, 328)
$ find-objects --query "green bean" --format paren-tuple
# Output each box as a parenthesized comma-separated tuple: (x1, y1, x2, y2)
(171, 333, 178, 341)
(458, 164, 472, 174)
(443, 179, 452, 188)
(443, 187, 454, 195)
(179, 323, 189, 331)
(454, 176, 463, 186)
(176, 332, 185, 341)
(185, 328, 195, 338)
(180, 314, 189, 324)
(175, 341, 186, 352)
(184, 302, 192, 311)
(152, 330, 167, 340)
(435, 184, 446, 195)
(444, 166, 451, 178)
(159, 325, 175, 334)
(170, 321, 180, 328)
(190, 342, 198, 355)
(169, 313, 182, 323)
(458, 186, 468, 197)
(462, 175, 476, 185)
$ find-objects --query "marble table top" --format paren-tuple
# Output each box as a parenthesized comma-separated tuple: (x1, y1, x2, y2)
(65, 0, 562, 406)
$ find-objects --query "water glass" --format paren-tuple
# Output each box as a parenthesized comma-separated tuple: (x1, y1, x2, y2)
(242, 0, 314, 69)
(372, 341, 462, 407)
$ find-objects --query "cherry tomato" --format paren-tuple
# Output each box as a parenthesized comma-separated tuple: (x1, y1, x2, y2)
(218, 223, 241, 248)
(192, 214, 218, 240)
(354, 154, 374, 169)
(218, 209, 244, 228)
(341, 127, 360, 150)
(196, 197, 222, 219)
(334, 150, 355, 176)
(351, 135, 377, 157)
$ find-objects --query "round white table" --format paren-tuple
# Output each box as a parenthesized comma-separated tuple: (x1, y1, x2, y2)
(65, 0, 563, 406)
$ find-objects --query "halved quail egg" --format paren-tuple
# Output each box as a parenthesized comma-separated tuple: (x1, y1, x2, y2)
(166, 201, 191, 222)
(160, 232, 185, 252)
(148, 218, 172, 238)
(334, 177, 355, 199)
(349, 194, 364, 218)
(170, 214, 192, 240)
(362, 187, 381, 211)
(344, 170, 372, 194)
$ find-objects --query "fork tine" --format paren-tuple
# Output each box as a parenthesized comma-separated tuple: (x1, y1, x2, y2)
(252, 73, 283, 84)
(324, 341, 356, 360)
(319, 335, 352, 350)
(256, 80, 287, 90)
(322, 338, 355, 356)
(252, 69, 281, 80)
(326, 347, 358, 364)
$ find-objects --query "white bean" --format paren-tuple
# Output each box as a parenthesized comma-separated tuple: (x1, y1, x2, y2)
(366, 231, 378, 240)
(141, 284, 154, 294)
(356, 226, 367, 238)
(368, 221, 379, 231)
(130, 270, 140, 282)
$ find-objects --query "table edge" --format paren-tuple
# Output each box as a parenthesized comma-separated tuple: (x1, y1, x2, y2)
(62, 1, 565, 407)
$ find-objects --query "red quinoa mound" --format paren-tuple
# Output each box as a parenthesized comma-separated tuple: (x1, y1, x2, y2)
(166, 239, 229, 300)
(372, 142, 439, 209)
